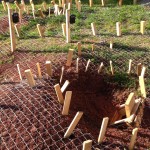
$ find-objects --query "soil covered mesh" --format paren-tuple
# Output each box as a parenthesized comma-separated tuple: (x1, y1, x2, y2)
(0, 50, 150, 149)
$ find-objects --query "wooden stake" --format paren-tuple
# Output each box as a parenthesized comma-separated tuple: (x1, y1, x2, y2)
(62, 91, 72, 115)
(31, 3, 36, 19)
(7, 5, 16, 52)
(89, 0, 93, 7)
(62, 23, 66, 36)
(116, 22, 121, 36)
(19, 9, 22, 23)
(91, 22, 97, 36)
(42, 2, 47, 11)
(140, 21, 146, 35)
(139, 76, 146, 98)
(92, 44, 95, 51)
(118, 0, 123, 6)
(24, 69, 35, 87)
(77, 42, 81, 56)
(14, 1, 20, 10)
(26, 6, 29, 15)
(129, 128, 138, 150)
(37, 24, 44, 37)
(76, 58, 79, 73)
(125, 92, 135, 118)
(38, 8, 45, 18)
(45, 61, 52, 76)
(63, 4, 66, 15)
(61, 80, 70, 93)
(98, 62, 104, 74)
(141, 66, 146, 77)
(98, 117, 109, 144)
(66, 9, 71, 43)
(36, 63, 42, 78)
(2, 1, 7, 11)
(21, 0, 26, 12)
(14, 24, 20, 38)
(78, 1, 81, 12)
(75, 0, 78, 8)
(54, 84, 64, 104)
(137, 63, 142, 76)
(48, 7, 51, 17)
(101, 0, 105, 6)
(128, 59, 133, 74)
(85, 59, 91, 72)
(17, 64, 22, 81)
(60, 66, 64, 84)
(133, 0, 137, 5)
(62, 0, 66, 7)
(64, 111, 83, 138)
(83, 140, 92, 150)
(110, 60, 114, 75)
(110, 39, 113, 49)
(66, 49, 74, 66)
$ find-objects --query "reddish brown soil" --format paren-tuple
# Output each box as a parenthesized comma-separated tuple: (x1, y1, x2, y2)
(0, 52, 150, 149)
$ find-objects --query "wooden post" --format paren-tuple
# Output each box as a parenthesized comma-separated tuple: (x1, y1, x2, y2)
(18, 9, 22, 23)
(78, 1, 81, 12)
(85, 59, 91, 72)
(2, 1, 7, 11)
(139, 76, 146, 98)
(17, 64, 22, 81)
(68, 2, 71, 9)
(48, 7, 51, 17)
(7, 4, 16, 52)
(45, 61, 52, 76)
(141, 66, 146, 77)
(42, 2, 47, 11)
(24, 69, 35, 87)
(66, 49, 74, 66)
(14, 1, 20, 10)
(118, 0, 123, 6)
(133, 0, 137, 5)
(98, 62, 104, 74)
(98, 117, 109, 144)
(62, 23, 66, 36)
(129, 128, 138, 150)
(37, 24, 44, 37)
(54, 4, 59, 16)
(125, 92, 135, 118)
(110, 39, 113, 49)
(59, 0, 62, 7)
(62, 91, 72, 115)
(21, 0, 26, 12)
(83, 140, 92, 150)
(89, 0, 93, 7)
(64, 111, 83, 138)
(14, 24, 20, 38)
(77, 42, 81, 56)
(38, 8, 45, 18)
(54, 84, 64, 104)
(60, 66, 64, 83)
(128, 59, 133, 74)
(61, 80, 70, 93)
(137, 63, 142, 76)
(116, 22, 121, 36)
(92, 44, 95, 51)
(91, 23, 97, 36)
(140, 21, 146, 35)
(63, 4, 66, 15)
(62, 0, 66, 7)
(110, 60, 114, 75)
(101, 0, 105, 6)
(66, 9, 71, 43)
(36, 63, 42, 78)
(31, 3, 36, 19)
(76, 58, 79, 73)
(26, 6, 29, 15)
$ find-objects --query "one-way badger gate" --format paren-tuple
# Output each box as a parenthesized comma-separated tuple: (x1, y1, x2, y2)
(14, 49, 147, 149)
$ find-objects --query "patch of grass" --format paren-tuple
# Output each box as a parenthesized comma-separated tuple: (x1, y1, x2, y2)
(105, 72, 136, 88)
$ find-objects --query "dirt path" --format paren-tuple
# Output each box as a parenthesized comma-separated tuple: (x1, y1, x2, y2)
(139, 0, 150, 5)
